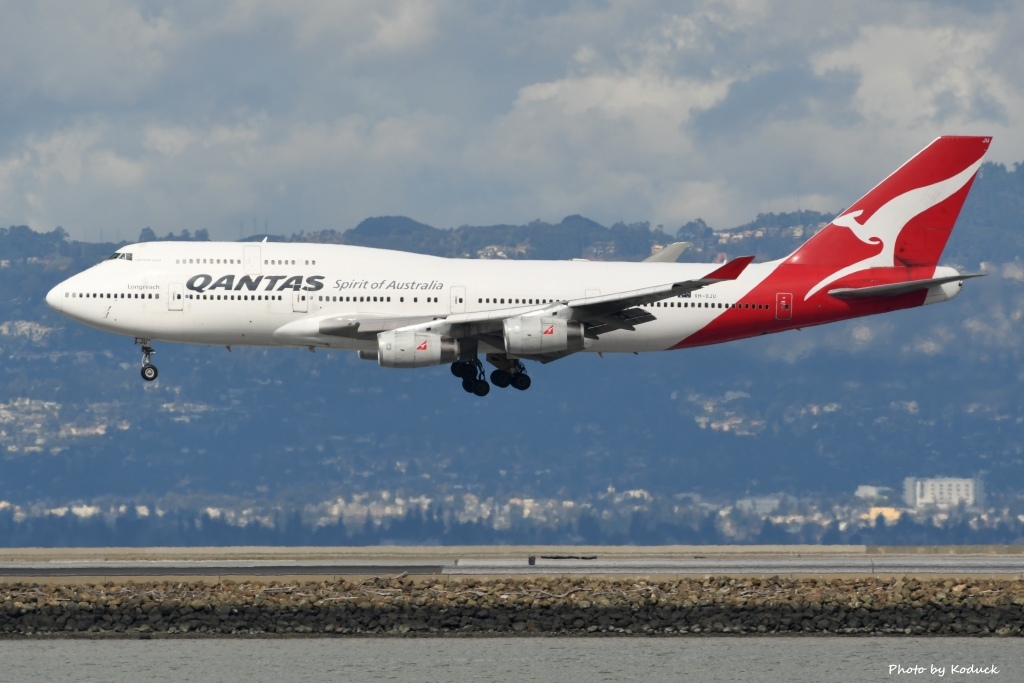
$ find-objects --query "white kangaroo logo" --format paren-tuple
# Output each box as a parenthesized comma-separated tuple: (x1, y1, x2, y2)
(805, 157, 984, 301)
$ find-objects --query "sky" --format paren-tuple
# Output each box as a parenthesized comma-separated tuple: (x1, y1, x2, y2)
(2, 0, 1023, 242)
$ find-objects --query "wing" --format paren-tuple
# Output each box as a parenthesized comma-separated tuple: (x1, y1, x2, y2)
(642, 242, 689, 263)
(316, 256, 755, 360)
(562, 256, 754, 336)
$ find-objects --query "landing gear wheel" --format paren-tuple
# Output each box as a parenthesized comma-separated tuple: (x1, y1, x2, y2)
(490, 369, 512, 388)
(136, 339, 158, 382)
(511, 373, 531, 391)
(456, 356, 491, 396)
(453, 361, 478, 378)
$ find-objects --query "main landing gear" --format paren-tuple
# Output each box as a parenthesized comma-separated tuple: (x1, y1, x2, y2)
(137, 338, 158, 381)
(489, 358, 531, 391)
(450, 355, 532, 396)
(451, 359, 490, 397)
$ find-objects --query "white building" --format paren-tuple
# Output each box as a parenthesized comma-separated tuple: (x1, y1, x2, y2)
(854, 485, 895, 502)
(903, 477, 983, 510)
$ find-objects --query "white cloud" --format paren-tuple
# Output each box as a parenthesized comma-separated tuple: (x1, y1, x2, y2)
(0, 1, 177, 104)
(1001, 263, 1024, 281)
(143, 126, 196, 158)
(2, 1, 1024, 240)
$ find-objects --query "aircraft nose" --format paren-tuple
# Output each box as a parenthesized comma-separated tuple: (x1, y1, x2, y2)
(46, 283, 63, 312)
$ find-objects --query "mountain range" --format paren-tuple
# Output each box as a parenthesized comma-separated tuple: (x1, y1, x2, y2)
(1, 159, 1022, 545)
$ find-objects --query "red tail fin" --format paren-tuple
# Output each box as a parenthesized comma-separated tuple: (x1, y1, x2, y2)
(784, 136, 990, 299)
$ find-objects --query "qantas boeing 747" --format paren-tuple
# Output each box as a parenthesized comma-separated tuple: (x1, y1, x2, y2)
(46, 136, 990, 396)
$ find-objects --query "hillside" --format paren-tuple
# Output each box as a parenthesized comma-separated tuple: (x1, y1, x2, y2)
(1, 160, 1022, 545)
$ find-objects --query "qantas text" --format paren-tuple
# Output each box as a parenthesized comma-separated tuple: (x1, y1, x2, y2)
(187, 274, 325, 293)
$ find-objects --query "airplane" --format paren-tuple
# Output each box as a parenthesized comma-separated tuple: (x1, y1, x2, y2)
(45, 135, 990, 396)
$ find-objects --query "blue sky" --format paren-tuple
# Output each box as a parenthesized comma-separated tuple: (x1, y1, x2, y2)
(2, 0, 1023, 241)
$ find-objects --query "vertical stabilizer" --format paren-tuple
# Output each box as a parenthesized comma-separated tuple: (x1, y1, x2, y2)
(784, 135, 990, 299)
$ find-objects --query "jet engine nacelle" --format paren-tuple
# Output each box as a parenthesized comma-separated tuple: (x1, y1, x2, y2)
(377, 330, 459, 368)
(503, 316, 585, 355)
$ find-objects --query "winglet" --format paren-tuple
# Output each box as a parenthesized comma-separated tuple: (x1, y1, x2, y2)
(703, 255, 754, 281)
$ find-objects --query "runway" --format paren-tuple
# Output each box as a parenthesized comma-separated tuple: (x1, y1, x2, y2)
(2, 549, 1024, 579)
(451, 555, 1024, 576)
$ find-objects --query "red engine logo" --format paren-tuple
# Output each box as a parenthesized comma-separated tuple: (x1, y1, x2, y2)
(542, 325, 554, 335)
(416, 340, 428, 351)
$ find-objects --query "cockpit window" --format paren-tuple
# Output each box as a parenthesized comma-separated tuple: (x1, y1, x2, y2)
(106, 252, 133, 261)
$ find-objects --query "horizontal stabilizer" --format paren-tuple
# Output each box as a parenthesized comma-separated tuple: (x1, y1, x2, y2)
(828, 273, 984, 299)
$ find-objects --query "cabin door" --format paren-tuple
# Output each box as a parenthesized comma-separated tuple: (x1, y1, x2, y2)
(168, 283, 184, 311)
(244, 246, 262, 274)
(450, 286, 466, 313)
(775, 292, 793, 321)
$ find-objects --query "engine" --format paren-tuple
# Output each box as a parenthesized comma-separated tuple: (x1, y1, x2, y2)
(503, 316, 585, 355)
(377, 330, 459, 368)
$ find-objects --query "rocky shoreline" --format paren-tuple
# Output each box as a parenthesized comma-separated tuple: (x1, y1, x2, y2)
(2, 576, 1023, 637)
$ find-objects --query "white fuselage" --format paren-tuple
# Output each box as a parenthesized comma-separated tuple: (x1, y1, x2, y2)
(46, 240, 780, 355)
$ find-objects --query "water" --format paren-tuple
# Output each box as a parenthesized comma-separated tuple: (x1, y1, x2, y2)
(0, 637, 1018, 682)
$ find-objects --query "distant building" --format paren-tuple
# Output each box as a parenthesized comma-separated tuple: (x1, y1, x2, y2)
(854, 485, 895, 502)
(903, 477, 984, 510)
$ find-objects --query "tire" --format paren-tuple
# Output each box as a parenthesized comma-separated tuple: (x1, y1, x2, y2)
(453, 362, 476, 379)
(462, 377, 475, 393)
(490, 369, 512, 388)
(472, 380, 491, 397)
(141, 364, 158, 382)
(511, 373, 531, 391)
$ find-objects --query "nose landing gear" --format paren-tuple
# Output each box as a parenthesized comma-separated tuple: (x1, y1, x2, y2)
(136, 338, 158, 381)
